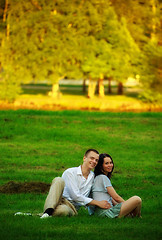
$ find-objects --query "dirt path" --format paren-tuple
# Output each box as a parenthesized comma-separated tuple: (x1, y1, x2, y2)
(0, 181, 50, 194)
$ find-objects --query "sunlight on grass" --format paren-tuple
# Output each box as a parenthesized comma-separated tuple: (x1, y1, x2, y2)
(10, 93, 161, 112)
(1, 83, 161, 112)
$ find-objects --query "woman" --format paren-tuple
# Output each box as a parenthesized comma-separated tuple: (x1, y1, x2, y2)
(92, 153, 142, 218)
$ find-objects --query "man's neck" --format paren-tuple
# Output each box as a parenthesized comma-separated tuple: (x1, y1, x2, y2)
(81, 164, 91, 179)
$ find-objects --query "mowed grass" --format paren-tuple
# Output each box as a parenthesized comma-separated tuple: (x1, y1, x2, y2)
(0, 110, 161, 240)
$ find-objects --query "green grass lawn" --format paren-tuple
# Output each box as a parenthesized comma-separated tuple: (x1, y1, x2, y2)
(0, 110, 161, 240)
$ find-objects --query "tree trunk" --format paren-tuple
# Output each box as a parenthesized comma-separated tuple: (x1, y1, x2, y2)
(150, 0, 157, 41)
(117, 82, 123, 95)
(48, 83, 61, 98)
(3, 0, 8, 22)
(98, 77, 104, 97)
(96, 80, 99, 94)
(108, 77, 112, 94)
(87, 78, 97, 98)
(83, 79, 86, 93)
(3, 0, 9, 41)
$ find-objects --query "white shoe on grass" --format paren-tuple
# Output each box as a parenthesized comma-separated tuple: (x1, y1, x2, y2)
(40, 213, 51, 218)
(14, 212, 32, 216)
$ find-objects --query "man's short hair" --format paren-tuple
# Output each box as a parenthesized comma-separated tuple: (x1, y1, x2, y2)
(84, 149, 99, 156)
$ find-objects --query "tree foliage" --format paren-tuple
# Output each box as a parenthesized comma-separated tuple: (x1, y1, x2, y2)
(0, 0, 161, 101)
(111, 0, 162, 101)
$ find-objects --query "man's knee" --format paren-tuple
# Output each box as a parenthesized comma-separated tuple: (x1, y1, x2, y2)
(52, 177, 65, 188)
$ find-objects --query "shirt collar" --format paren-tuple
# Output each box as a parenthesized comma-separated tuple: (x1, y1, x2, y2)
(77, 165, 82, 175)
(77, 165, 94, 178)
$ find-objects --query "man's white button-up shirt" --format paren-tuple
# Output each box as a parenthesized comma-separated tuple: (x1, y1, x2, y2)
(62, 165, 94, 207)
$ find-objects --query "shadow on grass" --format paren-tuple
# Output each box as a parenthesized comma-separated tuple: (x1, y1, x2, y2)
(21, 84, 140, 99)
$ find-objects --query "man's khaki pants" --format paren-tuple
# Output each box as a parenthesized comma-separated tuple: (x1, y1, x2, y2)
(43, 177, 77, 216)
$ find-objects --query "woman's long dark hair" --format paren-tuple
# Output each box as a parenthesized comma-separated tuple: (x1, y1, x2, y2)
(94, 153, 114, 179)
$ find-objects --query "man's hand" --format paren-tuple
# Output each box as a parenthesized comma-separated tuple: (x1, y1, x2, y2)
(89, 199, 111, 209)
(97, 200, 111, 209)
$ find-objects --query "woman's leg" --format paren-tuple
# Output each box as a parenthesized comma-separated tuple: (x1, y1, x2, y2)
(118, 196, 142, 218)
(131, 198, 142, 217)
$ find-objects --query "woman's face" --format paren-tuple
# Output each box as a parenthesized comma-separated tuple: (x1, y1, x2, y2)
(102, 157, 113, 175)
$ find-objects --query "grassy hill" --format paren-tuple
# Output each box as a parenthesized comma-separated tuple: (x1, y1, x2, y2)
(0, 110, 161, 240)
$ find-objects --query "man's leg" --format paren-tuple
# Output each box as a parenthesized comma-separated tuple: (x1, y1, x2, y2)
(53, 197, 78, 216)
(43, 177, 65, 215)
(41, 177, 78, 218)
(53, 204, 76, 216)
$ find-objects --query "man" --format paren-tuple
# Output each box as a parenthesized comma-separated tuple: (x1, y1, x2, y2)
(41, 149, 110, 218)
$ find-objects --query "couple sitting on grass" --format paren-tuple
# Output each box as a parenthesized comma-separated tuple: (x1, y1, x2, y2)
(41, 149, 142, 219)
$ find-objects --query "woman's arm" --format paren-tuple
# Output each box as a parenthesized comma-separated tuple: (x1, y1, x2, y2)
(107, 186, 125, 203)
(112, 198, 118, 206)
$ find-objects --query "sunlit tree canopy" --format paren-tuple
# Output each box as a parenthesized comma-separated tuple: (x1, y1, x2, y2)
(0, 0, 161, 102)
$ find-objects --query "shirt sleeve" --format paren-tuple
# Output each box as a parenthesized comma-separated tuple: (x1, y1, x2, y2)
(102, 175, 112, 190)
(62, 170, 93, 206)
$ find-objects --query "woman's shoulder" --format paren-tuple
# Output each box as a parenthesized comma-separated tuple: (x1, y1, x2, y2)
(95, 174, 109, 180)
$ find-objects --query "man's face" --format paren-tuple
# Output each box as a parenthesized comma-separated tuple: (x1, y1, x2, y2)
(83, 151, 99, 170)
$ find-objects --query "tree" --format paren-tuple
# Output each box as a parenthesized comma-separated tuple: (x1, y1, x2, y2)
(0, 0, 150, 102)
(95, 5, 140, 95)
(111, 18, 140, 95)
(79, 0, 140, 97)
(0, 0, 79, 100)
(81, 37, 113, 98)
(110, 0, 162, 99)
(110, 0, 159, 45)
(0, 0, 24, 101)
(138, 40, 162, 102)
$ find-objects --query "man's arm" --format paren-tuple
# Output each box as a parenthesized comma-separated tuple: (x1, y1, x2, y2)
(62, 170, 92, 206)
(88, 199, 111, 209)
(62, 169, 111, 209)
